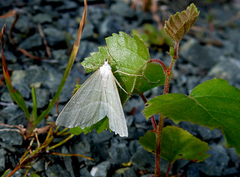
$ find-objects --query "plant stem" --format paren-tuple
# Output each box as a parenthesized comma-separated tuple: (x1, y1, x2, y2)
(165, 162, 171, 177)
(5, 165, 21, 177)
(149, 59, 168, 73)
(173, 42, 179, 59)
(47, 134, 75, 151)
(154, 45, 178, 176)
(135, 88, 157, 130)
(154, 114, 165, 176)
(26, 121, 34, 136)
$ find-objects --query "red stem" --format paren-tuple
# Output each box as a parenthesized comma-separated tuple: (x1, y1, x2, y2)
(174, 42, 179, 59)
(165, 162, 171, 177)
(149, 59, 168, 74)
(135, 88, 157, 130)
(154, 42, 179, 176)
(154, 115, 164, 176)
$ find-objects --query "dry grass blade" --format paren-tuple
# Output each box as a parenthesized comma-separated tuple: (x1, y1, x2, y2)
(1, 25, 13, 90)
(38, 24, 51, 58)
(0, 78, 5, 86)
(71, 0, 88, 56)
(47, 152, 93, 161)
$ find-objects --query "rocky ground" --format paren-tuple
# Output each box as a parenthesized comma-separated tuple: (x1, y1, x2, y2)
(0, 0, 240, 176)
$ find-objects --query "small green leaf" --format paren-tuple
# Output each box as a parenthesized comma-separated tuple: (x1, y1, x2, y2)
(73, 84, 81, 94)
(161, 126, 210, 163)
(133, 61, 165, 94)
(5, 79, 30, 119)
(144, 78, 240, 155)
(131, 29, 149, 47)
(139, 127, 210, 164)
(30, 173, 41, 177)
(70, 127, 83, 135)
(70, 117, 109, 135)
(139, 130, 156, 153)
(164, 3, 200, 43)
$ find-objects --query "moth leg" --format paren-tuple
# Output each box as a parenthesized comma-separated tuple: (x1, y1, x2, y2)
(113, 70, 143, 77)
(113, 76, 129, 95)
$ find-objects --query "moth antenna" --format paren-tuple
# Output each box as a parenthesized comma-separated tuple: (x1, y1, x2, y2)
(105, 46, 113, 64)
(83, 61, 99, 70)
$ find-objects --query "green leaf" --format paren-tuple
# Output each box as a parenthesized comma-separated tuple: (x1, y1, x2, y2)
(139, 130, 156, 153)
(70, 126, 83, 135)
(133, 61, 165, 94)
(139, 127, 210, 164)
(82, 32, 158, 104)
(5, 79, 31, 119)
(30, 173, 41, 177)
(31, 87, 38, 121)
(70, 117, 109, 135)
(144, 78, 240, 155)
(164, 3, 199, 43)
(131, 29, 150, 47)
(161, 126, 210, 163)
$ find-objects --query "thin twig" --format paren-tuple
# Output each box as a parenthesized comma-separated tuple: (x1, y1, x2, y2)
(47, 134, 75, 151)
(165, 162, 171, 177)
(47, 152, 93, 161)
(135, 88, 157, 130)
(38, 24, 51, 58)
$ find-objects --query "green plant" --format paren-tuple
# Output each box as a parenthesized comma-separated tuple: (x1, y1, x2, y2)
(71, 3, 240, 177)
(2, 2, 240, 177)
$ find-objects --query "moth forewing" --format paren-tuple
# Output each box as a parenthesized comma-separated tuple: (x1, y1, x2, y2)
(56, 70, 104, 128)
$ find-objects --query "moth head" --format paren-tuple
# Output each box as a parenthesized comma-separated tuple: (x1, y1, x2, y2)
(103, 58, 108, 64)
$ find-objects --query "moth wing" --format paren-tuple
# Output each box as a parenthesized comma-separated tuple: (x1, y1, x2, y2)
(56, 69, 108, 128)
(106, 72, 128, 137)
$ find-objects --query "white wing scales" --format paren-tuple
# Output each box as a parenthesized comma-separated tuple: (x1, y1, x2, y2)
(56, 62, 128, 137)
(105, 73, 128, 137)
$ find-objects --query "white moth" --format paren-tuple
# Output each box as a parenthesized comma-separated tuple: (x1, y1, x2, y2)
(56, 59, 128, 137)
